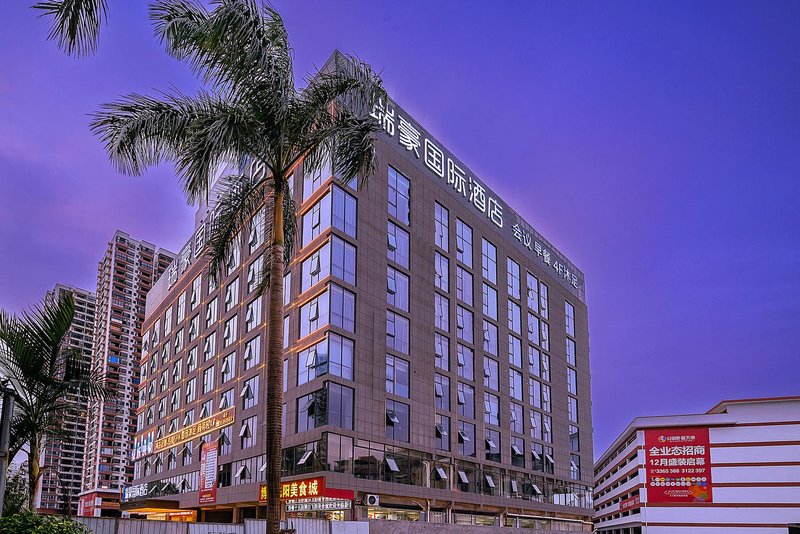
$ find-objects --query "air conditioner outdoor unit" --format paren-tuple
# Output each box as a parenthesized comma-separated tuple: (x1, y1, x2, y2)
(365, 494, 380, 507)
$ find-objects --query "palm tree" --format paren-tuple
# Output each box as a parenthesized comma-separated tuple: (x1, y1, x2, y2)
(89, 2, 384, 531)
(33, 0, 108, 57)
(0, 294, 109, 509)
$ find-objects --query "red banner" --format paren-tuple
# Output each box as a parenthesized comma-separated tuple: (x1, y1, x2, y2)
(619, 494, 640, 512)
(645, 427, 712, 503)
(199, 440, 219, 505)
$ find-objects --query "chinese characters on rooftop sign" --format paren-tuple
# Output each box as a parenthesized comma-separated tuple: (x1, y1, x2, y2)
(371, 98, 581, 292)
(644, 427, 713, 504)
(154, 407, 235, 453)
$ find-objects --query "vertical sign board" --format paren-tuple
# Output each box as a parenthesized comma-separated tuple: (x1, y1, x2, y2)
(645, 427, 713, 503)
(199, 440, 219, 505)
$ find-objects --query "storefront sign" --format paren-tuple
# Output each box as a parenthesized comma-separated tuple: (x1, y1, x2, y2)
(259, 477, 355, 503)
(619, 494, 641, 512)
(645, 427, 713, 503)
(199, 440, 219, 505)
(286, 498, 353, 512)
(371, 97, 583, 294)
(122, 483, 150, 502)
(155, 407, 234, 453)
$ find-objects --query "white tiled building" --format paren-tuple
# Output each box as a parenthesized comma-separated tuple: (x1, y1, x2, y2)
(594, 396, 800, 534)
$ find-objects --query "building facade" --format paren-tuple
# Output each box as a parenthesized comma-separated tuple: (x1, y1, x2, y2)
(78, 231, 175, 517)
(36, 284, 96, 515)
(124, 56, 593, 530)
(594, 396, 800, 533)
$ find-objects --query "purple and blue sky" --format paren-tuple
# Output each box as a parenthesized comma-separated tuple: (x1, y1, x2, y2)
(1, 1, 798, 456)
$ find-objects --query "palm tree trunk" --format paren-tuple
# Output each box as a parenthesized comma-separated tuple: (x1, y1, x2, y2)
(27, 436, 40, 510)
(264, 183, 285, 534)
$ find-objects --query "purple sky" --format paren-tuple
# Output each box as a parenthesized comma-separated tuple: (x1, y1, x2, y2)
(1, 1, 798, 457)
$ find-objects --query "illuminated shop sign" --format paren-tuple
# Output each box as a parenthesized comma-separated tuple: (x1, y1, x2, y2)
(286, 498, 353, 512)
(154, 407, 234, 452)
(372, 98, 582, 292)
(259, 477, 354, 504)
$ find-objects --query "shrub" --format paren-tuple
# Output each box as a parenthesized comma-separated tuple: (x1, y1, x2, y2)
(0, 511, 90, 534)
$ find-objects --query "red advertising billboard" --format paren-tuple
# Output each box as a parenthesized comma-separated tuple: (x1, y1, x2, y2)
(645, 426, 712, 503)
(199, 440, 219, 505)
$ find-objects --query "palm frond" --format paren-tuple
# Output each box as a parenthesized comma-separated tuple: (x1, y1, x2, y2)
(90, 90, 257, 202)
(33, 0, 108, 57)
(281, 179, 297, 263)
(206, 173, 266, 277)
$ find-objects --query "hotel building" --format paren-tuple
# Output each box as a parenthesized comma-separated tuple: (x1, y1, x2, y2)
(124, 53, 593, 530)
(594, 396, 800, 534)
(78, 231, 175, 517)
(36, 284, 96, 515)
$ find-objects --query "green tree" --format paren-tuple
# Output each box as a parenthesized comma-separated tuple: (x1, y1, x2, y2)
(0, 295, 109, 509)
(33, 0, 107, 57)
(0, 510, 90, 534)
(89, 2, 383, 531)
(3, 468, 28, 517)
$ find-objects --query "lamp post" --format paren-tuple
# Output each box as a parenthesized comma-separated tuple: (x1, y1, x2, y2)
(0, 384, 16, 517)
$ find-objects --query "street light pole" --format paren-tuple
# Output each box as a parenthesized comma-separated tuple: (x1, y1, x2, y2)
(0, 386, 16, 517)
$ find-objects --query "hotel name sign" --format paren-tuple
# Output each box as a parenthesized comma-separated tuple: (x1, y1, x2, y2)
(154, 407, 235, 453)
(371, 98, 583, 293)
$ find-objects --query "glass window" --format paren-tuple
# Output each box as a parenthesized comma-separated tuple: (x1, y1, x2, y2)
(434, 373, 450, 410)
(481, 239, 497, 283)
(434, 202, 449, 251)
(221, 352, 235, 384)
(301, 187, 356, 247)
(568, 396, 578, 423)
(543, 416, 553, 443)
(185, 378, 196, 404)
(542, 353, 550, 382)
(202, 365, 214, 394)
(458, 421, 476, 457)
(565, 301, 575, 336)
(456, 306, 473, 344)
(526, 272, 539, 311)
(299, 284, 355, 337)
(225, 278, 239, 312)
(567, 338, 576, 366)
(528, 346, 540, 377)
(328, 382, 354, 430)
(387, 222, 410, 268)
(567, 368, 578, 395)
(435, 293, 449, 332)
(284, 271, 292, 306)
(435, 414, 450, 452)
(248, 208, 265, 253)
(483, 357, 499, 391)
(485, 428, 501, 462)
(508, 335, 522, 368)
(241, 415, 257, 449)
(387, 267, 410, 311)
(385, 399, 410, 442)
(243, 335, 260, 370)
(511, 435, 525, 468)
(223, 316, 237, 348)
(247, 255, 264, 293)
(570, 454, 581, 481)
(298, 333, 354, 385)
(455, 266, 472, 306)
(539, 283, 549, 319)
(386, 355, 410, 398)
(434, 252, 449, 292)
(245, 297, 261, 332)
(332, 186, 357, 238)
(455, 219, 473, 268)
(529, 378, 542, 409)
(508, 300, 521, 335)
(303, 156, 330, 201)
(386, 311, 410, 355)
(509, 369, 523, 401)
(301, 244, 328, 292)
(301, 236, 356, 293)
(482, 320, 498, 356)
(329, 284, 355, 332)
(510, 402, 524, 434)
(484, 393, 499, 426)
(190, 276, 202, 308)
(531, 442, 544, 471)
(507, 258, 520, 300)
(530, 410, 543, 441)
(457, 383, 475, 419)
(434, 333, 449, 371)
(456, 344, 474, 381)
(540, 321, 550, 351)
(242, 375, 259, 410)
(388, 166, 410, 224)
(570, 425, 580, 452)
(527, 313, 540, 346)
(543, 384, 552, 412)
(482, 283, 498, 320)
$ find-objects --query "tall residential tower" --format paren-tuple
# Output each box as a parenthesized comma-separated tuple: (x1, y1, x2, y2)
(78, 231, 174, 517)
(36, 284, 96, 515)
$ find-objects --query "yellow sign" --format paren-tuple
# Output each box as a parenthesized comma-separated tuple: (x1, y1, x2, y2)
(154, 407, 235, 452)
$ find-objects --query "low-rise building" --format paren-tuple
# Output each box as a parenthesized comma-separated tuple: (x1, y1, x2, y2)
(594, 396, 800, 534)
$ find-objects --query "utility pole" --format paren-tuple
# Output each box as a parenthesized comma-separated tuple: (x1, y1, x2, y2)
(0, 385, 15, 517)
